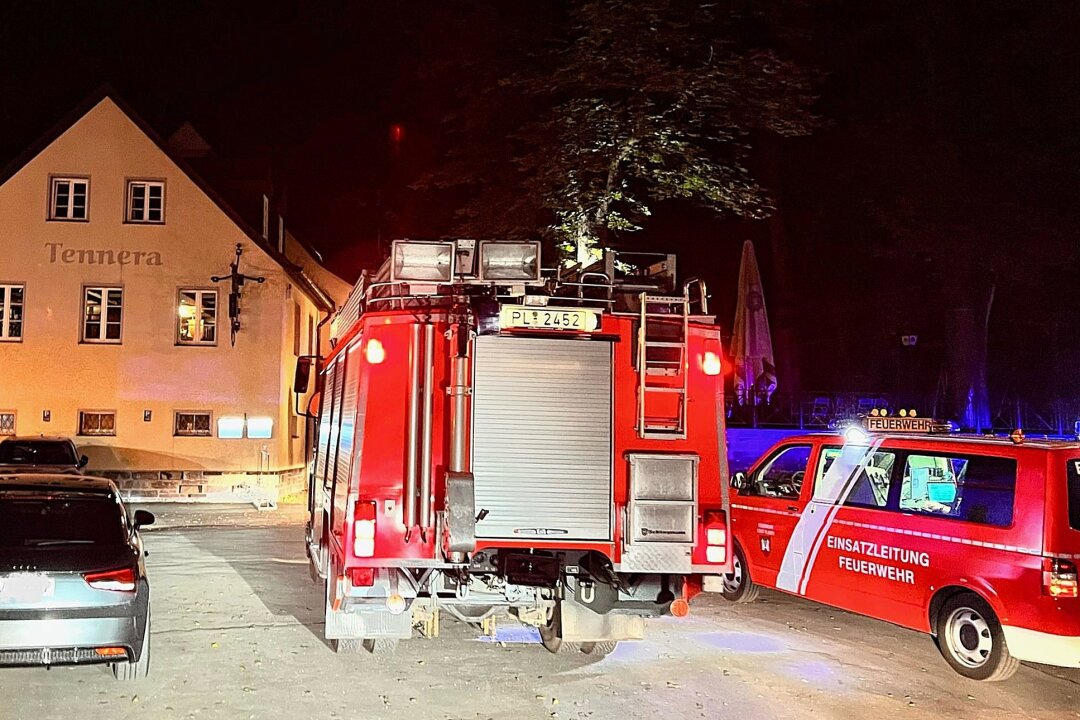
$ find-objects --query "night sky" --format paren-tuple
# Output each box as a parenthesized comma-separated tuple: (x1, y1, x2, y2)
(2, 1, 1078, 410)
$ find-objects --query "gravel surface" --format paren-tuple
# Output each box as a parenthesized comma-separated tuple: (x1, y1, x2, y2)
(3, 521, 1078, 719)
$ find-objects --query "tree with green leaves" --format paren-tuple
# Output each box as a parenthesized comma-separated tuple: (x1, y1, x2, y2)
(416, 0, 819, 263)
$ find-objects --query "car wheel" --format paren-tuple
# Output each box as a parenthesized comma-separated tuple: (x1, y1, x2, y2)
(720, 545, 760, 603)
(113, 614, 150, 681)
(935, 592, 1019, 681)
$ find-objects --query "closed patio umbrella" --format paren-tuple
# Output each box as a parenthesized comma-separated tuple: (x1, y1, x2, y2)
(731, 240, 777, 404)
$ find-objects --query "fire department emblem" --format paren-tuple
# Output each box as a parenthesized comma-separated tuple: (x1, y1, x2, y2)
(760, 537, 771, 555)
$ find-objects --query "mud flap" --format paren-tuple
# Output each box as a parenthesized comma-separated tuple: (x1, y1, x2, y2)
(324, 603, 413, 641)
(444, 471, 476, 554)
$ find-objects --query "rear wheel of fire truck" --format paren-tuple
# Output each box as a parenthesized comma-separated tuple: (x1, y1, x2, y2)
(934, 592, 1019, 681)
(721, 544, 760, 603)
(539, 607, 579, 654)
(330, 638, 362, 654)
(362, 638, 398, 655)
(579, 641, 618, 657)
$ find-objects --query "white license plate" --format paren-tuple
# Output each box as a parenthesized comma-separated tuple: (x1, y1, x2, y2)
(0, 574, 55, 603)
(499, 306, 599, 332)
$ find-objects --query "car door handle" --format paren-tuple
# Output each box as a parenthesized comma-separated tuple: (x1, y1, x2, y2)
(786, 505, 799, 513)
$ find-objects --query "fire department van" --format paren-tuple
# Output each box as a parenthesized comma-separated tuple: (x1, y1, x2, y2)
(295, 240, 731, 655)
(714, 414, 1080, 681)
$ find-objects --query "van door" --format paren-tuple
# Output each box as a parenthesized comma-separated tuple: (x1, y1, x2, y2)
(731, 444, 814, 587)
(777, 442, 902, 603)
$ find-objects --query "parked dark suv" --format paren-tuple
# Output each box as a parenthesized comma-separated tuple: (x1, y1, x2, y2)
(0, 436, 88, 474)
(0, 474, 153, 680)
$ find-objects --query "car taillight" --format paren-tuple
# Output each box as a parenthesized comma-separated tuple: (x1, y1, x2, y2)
(1043, 558, 1078, 598)
(704, 511, 727, 564)
(84, 567, 136, 592)
(353, 501, 377, 558)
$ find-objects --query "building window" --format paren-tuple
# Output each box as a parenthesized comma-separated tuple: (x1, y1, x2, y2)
(0, 284, 24, 341)
(177, 289, 217, 345)
(293, 302, 302, 356)
(82, 287, 123, 343)
(79, 410, 116, 436)
(217, 416, 245, 439)
(0, 412, 15, 436)
(174, 411, 212, 437)
(127, 180, 165, 223)
(50, 177, 89, 220)
(247, 416, 274, 439)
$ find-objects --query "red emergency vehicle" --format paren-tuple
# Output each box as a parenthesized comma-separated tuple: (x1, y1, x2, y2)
(715, 414, 1080, 680)
(295, 240, 730, 654)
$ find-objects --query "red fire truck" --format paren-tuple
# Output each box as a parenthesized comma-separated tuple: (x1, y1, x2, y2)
(294, 239, 730, 654)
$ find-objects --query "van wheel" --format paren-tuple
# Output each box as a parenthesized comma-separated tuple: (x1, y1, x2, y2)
(113, 614, 150, 681)
(721, 545, 760, 603)
(935, 592, 1019, 681)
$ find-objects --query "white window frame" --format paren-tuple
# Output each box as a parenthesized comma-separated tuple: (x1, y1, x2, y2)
(176, 289, 218, 346)
(0, 411, 15, 436)
(78, 410, 116, 437)
(174, 411, 213, 437)
(0, 283, 24, 342)
(49, 176, 90, 221)
(126, 179, 166, 224)
(82, 286, 124, 344)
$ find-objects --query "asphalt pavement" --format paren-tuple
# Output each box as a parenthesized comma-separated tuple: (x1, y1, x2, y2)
(2, 514, 1078, 720)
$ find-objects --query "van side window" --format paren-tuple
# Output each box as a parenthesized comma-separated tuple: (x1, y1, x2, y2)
(899, 453, 1016, 526)
(1066, 460, 1080, 530)
(813, 446, 897, 508)
(749, 445, 811, 500)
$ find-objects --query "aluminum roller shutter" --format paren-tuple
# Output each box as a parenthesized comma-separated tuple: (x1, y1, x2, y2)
(472, 335, 613, 541)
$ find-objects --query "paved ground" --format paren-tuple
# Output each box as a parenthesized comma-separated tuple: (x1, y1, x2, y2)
(3, 518, 1079, 720)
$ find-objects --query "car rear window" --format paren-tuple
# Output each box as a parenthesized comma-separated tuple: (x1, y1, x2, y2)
(0, 495, 126, 547)
(1068, 459, 1080, 531)
(0, 440, 77, 466)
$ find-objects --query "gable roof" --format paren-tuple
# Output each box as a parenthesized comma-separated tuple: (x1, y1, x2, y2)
(0, 85, 335, 312)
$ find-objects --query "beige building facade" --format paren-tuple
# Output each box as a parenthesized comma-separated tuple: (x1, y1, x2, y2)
(0, 92, 349, 501)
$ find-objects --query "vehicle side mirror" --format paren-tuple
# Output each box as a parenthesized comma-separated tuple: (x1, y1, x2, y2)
(78, 455, 89, 469)
(133, 510, 155, 528)
(730, 472, 747, 490)
(293, 357, 314, 394)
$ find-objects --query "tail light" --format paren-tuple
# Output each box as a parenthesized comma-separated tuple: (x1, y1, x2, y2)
(353, 501, 377, 558)
(1043, 558, 1078, 598)
(84, 567, 136, 592)
(702, 351, 722, 376)
(348, 567, 375, 587)
(703, 510, 727, 564)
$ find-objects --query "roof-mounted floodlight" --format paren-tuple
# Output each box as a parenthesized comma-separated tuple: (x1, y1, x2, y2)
(391, 240, 455, 283)
(478, 241, 542, 283)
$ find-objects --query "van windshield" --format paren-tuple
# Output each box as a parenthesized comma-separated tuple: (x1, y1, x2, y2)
(1067, 459, 1080, 530)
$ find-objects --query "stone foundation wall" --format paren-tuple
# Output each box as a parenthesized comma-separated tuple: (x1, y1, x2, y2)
(99, 466, 309, 505)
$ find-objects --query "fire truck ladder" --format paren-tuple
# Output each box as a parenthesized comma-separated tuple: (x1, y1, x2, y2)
(636, 289, 690, 439)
